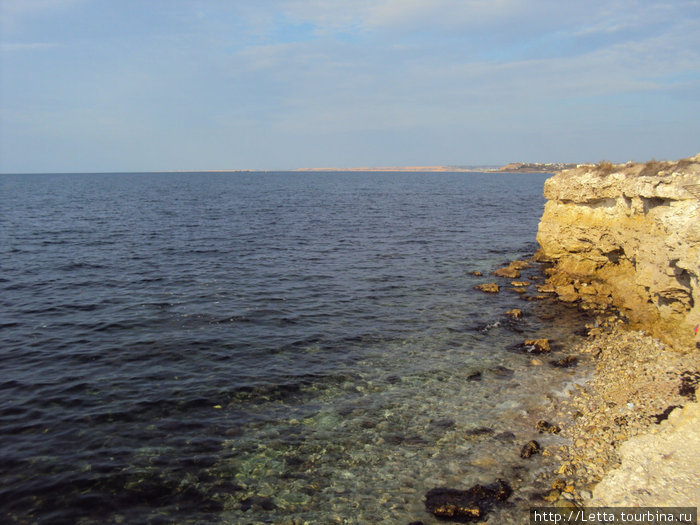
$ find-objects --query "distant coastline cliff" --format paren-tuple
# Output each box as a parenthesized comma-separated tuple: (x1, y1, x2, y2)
(536, 154, 700, 349)
(498, 162, 578, 173)
(295, 163, 571, 173)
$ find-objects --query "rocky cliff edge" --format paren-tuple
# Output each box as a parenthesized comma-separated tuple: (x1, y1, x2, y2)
(536, 154, 700, 349)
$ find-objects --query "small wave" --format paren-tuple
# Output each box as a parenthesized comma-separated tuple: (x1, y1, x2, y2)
(478, 320, 501, 332)
(58, 262, 106, 271)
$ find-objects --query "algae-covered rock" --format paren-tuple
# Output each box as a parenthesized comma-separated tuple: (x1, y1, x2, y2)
(424, 480, 512, 522)
(520, 440, 541, 458)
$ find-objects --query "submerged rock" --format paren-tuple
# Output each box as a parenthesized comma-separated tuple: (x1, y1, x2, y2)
(536, 420, 561, 434)
(520, 440, 541, 458)
(550, 355, 578, 368)
(424, 480, 512, 522)
(464, 427, 494, 438)
(490, 366, 514, 378)
(429, 418, 456, 431)
(466, 371, 482, 381)
(239, 495, 276, 511)
(495, 431, 517, 442)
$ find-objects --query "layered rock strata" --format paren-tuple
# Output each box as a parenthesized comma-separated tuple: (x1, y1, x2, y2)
(536, 154, 700, 349)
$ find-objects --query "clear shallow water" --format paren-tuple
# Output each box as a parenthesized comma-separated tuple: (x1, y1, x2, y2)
(0, 172, 592, 524)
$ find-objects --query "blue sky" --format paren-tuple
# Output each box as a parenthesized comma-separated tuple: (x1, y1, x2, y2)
(1, 0, 699, 172)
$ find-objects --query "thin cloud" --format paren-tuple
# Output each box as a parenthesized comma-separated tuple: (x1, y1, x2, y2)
(0, 0, 84, 28)
(1, 41, 60, 52)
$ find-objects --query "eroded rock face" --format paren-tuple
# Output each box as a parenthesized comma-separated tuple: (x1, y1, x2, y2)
(536, 154, 700, 348)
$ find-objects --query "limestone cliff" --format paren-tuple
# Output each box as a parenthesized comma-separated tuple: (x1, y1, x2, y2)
(536, 154, 700, 349)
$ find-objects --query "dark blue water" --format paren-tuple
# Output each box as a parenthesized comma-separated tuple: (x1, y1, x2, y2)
(0, 172, 591, 524)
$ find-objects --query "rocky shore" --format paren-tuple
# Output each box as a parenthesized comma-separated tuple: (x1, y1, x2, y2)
(420, 156, 699, 523)
(531, 155, 700, 510)
(537, 327, 698, 506)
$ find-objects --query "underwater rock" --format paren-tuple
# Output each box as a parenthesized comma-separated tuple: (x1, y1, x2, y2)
(384, 433, 405, 445)
(469, 270, 483, 276)
(495, 431, 517, 442)
(424, 480, 512, 522)
(464, 427, 494, 438)
(536, 420, 561, 434)
(490, 366, 514, 378)
(467, 371, 482, 381)
(550, 355, 578, 368)
(429, 418, 456, 431)
(520, 440, 541, 458)
(239, 495, 276, 511)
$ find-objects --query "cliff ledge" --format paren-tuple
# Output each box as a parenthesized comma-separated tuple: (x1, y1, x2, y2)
(536, 154, 700, 349)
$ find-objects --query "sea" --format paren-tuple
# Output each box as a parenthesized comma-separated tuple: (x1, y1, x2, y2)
(0, 171, 594, 524)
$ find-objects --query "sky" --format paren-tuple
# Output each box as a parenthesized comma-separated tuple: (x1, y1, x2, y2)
(1, 0, 699, 172)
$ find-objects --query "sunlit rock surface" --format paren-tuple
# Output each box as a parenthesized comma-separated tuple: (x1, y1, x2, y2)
(536, 154, 700, 348)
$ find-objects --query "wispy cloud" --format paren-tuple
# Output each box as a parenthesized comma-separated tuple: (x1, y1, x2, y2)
(0, 0, 84, 29)
(1, 0, 699, 171)
(1, 41, 60, 52)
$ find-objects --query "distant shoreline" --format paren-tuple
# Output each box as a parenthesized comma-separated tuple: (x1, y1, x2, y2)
(1, 163, 577, 175)
(295, 163, 575, 173)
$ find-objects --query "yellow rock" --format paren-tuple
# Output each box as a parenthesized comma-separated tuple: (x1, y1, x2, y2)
(493, 266, 520, 278)
(524, 338, 550, 353)
(505, 308, 523, 318)
(543, 489, 561, 502)
(536, 154, 700, 350)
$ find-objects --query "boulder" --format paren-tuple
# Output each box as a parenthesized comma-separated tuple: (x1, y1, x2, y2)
(424, 480, 512, 522)
(493, 266, 521, 279)
(505, 308, 523, 319)
(520, 440, 541, 458)
(475, 283, 499, 293)
(523, 338, 551, 353)
(536, 420, 561, 434)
